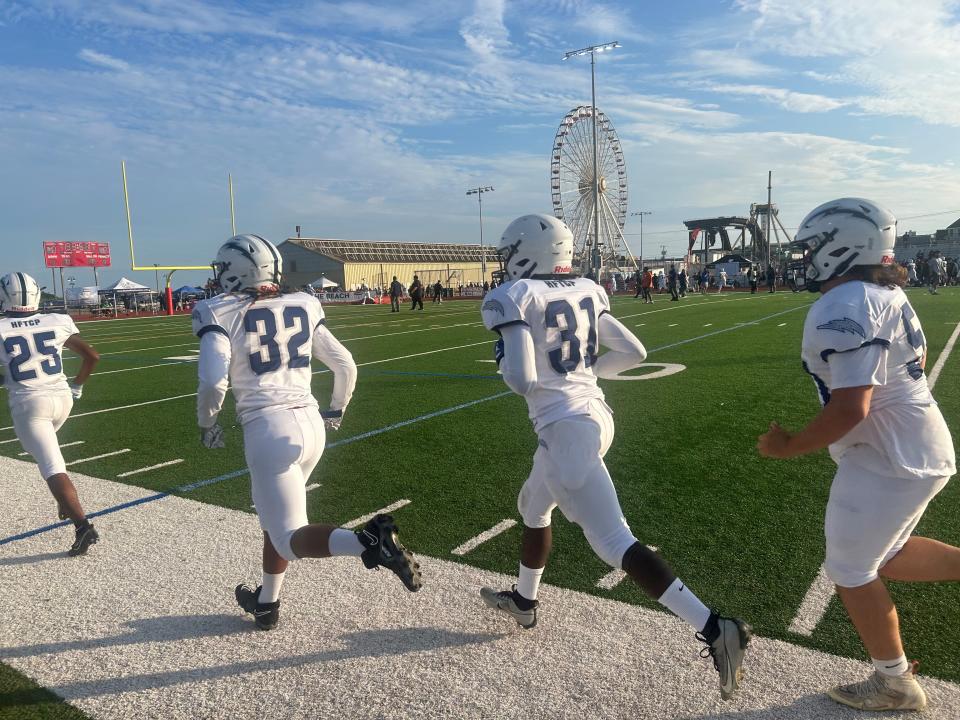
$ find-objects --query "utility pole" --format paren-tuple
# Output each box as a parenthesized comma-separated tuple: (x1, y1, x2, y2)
(631, 211, 652, 268)
(766, 170, 772, 270)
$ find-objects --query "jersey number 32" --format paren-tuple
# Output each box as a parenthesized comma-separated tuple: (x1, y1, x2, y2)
(244, 307, 311, 375)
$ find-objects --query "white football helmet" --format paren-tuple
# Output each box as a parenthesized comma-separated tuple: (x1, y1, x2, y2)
(495, 214, 574, 281)
(0, 272, 42, 313)
(790, 198, 896, 292)
(213, 234, 283, 293)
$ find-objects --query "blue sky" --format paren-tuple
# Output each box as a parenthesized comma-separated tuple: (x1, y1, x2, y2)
(2, 0, 959, 288)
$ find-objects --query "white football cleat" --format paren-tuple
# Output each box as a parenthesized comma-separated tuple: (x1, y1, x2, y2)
(827, 668, 927, 712)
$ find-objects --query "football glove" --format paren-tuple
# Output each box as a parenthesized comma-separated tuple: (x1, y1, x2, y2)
(494, 337, 505, 365)
(321, 409, 343, 431)
(200, 423, 225, 449)
(69, 382, 83, 400)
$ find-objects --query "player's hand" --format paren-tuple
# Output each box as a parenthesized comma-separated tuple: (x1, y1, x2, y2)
(69, 382, 83, 400)
(494, 337, 505, 365)
(321, 409, 343, 431)
(757, 422, 792, 459)
(200, 423, 226, 449)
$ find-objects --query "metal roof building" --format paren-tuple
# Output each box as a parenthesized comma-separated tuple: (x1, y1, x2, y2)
(277, 238, 501, 290)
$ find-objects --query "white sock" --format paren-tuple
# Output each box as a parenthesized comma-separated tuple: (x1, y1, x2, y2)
(517, 564, 544, 601)
(328, 528, 364, 557)
(873, 655, 910, 677)
(260, 571, 285, 603)
(657, 578, 712, 632)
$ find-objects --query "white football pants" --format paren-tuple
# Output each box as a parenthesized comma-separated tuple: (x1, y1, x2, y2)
(11, 392, 73, 479)
(244, 406, 325, 561)
(518, 399, 637, 568)
(824, 458, 950, 588)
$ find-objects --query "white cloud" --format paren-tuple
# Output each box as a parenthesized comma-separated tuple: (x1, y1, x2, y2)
(735, 0, 960, 126)
(77, 49, 130, 72)
(700, 83, 846, 113)
(678, 50, 778, 79)
(460, 0, 510, 60)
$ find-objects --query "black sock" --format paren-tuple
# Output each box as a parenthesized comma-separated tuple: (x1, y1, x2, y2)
(510, 591, 536, 611)
(74, 519, 90, 531)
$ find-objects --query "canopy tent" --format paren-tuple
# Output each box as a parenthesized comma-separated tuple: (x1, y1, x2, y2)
(173, 285, 205, 297)
(705, 253, 753, 269)
(311, 276, 339, 289)
(101, 277, 152, 293)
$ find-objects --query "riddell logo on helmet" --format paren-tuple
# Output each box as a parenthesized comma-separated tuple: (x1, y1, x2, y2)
(554, 264, 572, 273)
(880, 255, 894, 265)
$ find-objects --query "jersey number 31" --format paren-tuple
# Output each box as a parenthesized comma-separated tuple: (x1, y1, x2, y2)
(545, 297, 598, 374)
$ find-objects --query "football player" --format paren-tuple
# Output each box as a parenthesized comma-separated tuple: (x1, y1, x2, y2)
(479, 215, 751, 701)
(193, 235, 422, 631)
(758, 198, 958, 711)
(0, 272, 100, 555)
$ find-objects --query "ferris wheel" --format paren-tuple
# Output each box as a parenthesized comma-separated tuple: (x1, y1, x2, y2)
(550, 105, 632, 274)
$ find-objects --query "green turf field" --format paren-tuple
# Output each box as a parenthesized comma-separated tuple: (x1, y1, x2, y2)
(2, 287, 959, 715)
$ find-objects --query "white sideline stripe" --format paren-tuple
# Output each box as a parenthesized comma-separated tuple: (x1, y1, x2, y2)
(596, 546, 657, 589)
(65, 449, 131, 466)
(788, 321, 960, 637)
(116, 459, 184, 478)
(18, 440, 85, 456)
(451, 519, 517, 556)
(928, 321, 960, 389)
(342, 499, 412, 529)
(788, 565, 834, 637)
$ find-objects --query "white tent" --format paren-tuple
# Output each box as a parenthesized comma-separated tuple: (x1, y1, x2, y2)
(103, 277, 151, 292)
(311, 276, 339, 289)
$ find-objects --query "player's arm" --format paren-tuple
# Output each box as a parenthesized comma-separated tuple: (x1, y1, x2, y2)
(197, 331, 231, 430)
(63, 335, 100, 387)
(312, 324, 357, 427)
(759, 340, 883, 459)
(593, 313, 646, 379)
(498, 323, 537, 396)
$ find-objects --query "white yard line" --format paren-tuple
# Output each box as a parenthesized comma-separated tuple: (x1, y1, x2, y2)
(116, 459, 184, 478)
(596, 569, 628, 590)
(788, 320, 960, 637)
(451, 519, 517, 556)
(65, 449, 131, 466)
(342, 499, 412, 529)
(928, 321, 960, 389)
(19, 440, 85, 457)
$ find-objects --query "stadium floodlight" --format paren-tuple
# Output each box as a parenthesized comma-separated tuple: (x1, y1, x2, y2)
(466, 186, 495, 280)
(562, 41, 620, 279)
(631, 211, 652, 268)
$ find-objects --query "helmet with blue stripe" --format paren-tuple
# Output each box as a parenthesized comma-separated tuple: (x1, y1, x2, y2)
(0, 272, 42, 313)
(213, 234, 283, 294)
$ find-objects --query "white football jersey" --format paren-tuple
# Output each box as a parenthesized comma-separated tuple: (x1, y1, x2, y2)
(0, 312, 77, 402)
(801, 280, 955, 479)
(482, 277, 609, 430)
(192, 292, 324, 423)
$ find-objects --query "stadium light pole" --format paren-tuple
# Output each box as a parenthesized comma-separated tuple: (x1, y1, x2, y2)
(466, 186, 494, 282)
(631, 211, 651, 269)
(564, 41, 620, 279)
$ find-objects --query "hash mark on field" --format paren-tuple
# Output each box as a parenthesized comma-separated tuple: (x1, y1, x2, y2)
(66, 449, 131, 466)
(343, 499, 411, 529)
(703, 323, 712, 327)
(777, 322, 787, 327)
(668, 323, 678, 327)
(451, 519, 517, 556)
(19, 440, 85, 456)
(305, 483, 321, 492)
(788, 565, 834, 636)
(116, 459, 184, 478)
(596, 546, 657, 589)
(0, 438, 21, 445)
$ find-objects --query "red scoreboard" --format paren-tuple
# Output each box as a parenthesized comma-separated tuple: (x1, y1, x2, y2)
(43, 242, 112, 268)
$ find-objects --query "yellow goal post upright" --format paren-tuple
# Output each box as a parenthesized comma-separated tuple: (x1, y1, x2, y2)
(121, 160, 221, 315)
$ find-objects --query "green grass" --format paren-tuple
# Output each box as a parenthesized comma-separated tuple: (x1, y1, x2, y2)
(2, 287, 959, 716)
(0, 663, 88, 720)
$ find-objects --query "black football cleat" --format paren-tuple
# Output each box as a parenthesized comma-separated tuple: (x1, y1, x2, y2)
(357, 514, 422, 592)
(235, 584, 280, 630)
(68, 522, 98, 556)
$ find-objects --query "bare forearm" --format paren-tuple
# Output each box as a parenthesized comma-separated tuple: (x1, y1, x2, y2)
(72, 356, 98, 385)
(784, 403, 868, 456)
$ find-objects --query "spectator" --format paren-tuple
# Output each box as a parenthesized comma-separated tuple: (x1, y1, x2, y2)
(389, 275, 403, 313)
(668, 264, 679, 301)
(633, 269, 643, 299)
(718, 269, 727, 293)
(409, 275, 424, 310)
(700, 268, 709, 295)
(748, 266, 758, 294)
(679, 268, 688, 298)
(766, 265, 776, 294)
(432, 280, 444, 304)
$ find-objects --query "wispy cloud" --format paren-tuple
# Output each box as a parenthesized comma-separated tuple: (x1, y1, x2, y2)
(697, 83, 846, 113)
(78, 49, 131, 73)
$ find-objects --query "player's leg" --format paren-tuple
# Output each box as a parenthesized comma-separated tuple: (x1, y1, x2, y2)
(480, 445, 555, 629)
(879, 536, 960, 581)
(549, 404, 750, 699)
(14, 395, 97, 555)
(822, 462, 947, 710)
